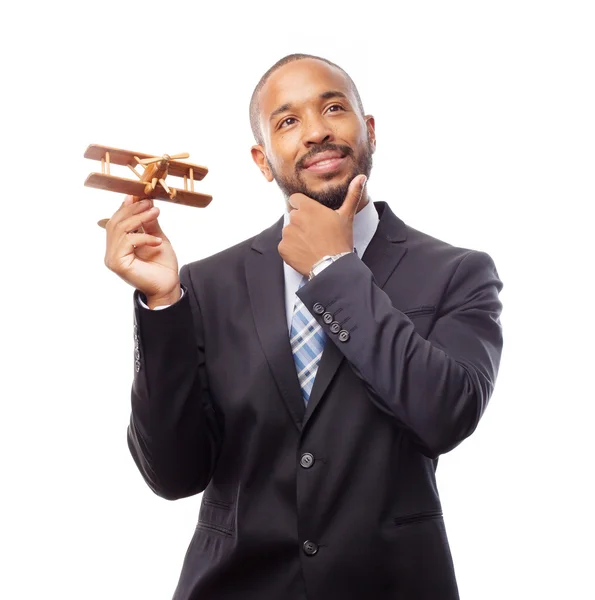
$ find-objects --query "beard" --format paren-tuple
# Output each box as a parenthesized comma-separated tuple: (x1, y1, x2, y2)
(269, 140, 374, 210)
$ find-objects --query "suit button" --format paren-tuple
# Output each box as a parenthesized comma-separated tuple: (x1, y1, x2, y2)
(303, 540, 319, 556)
(134, 349, 140, 361)
(312, 303, 325, 315)
(135, 360, 141, 373)
(338, 330, 350, 342)
(300, 453, 315, 469)
(330, 321, 341, 334)
(322, 312, 333, 324)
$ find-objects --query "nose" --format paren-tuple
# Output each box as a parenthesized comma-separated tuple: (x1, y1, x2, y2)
(302, 112, 334, 147)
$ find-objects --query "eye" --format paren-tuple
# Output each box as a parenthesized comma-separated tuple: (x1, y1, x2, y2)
(326, 104, 345, 113)
(279, 117, 297, 129)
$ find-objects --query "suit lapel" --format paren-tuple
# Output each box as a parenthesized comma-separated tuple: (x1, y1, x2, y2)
(302, 202, 409, 428)
(246, 217, 305, 430)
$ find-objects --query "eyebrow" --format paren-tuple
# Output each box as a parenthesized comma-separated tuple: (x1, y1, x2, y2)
(269, 90, 349, 122)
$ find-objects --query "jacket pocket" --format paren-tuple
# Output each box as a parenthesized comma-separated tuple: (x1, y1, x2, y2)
(392, 509, 443, 528)
(197, 492, 236, 537)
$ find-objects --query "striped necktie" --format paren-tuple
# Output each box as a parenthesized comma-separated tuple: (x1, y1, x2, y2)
(290, 276, 327, 405)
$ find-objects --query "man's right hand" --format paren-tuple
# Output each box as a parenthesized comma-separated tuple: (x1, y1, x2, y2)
(104, 195, 181, 309)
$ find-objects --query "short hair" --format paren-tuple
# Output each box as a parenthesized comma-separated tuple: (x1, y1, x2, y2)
(249, 53, 365, 146)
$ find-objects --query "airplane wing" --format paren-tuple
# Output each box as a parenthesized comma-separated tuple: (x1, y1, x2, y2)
(85, 173, 212, 208)
(168, 188, 213, 208)
(84, 144, 208, 179)
(84, 173, 148, 197)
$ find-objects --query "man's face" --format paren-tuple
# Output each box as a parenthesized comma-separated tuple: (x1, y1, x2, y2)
(252, 59, 375, 210)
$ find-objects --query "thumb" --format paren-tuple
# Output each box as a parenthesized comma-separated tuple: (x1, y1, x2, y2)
(336, 174, 367, 218)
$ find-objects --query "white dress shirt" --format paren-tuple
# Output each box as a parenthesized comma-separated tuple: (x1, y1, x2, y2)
(140, 199, 380, 319)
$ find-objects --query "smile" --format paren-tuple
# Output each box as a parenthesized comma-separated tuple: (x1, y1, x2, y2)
(304, 156, 347, 174)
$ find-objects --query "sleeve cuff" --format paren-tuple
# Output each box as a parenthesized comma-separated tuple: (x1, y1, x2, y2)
(137, 287, 185, 310)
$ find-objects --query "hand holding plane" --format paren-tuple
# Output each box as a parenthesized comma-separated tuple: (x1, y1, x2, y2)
(84, 144, 212, 307)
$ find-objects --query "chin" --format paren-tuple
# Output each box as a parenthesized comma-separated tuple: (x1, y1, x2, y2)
(306, 168, 350, 185)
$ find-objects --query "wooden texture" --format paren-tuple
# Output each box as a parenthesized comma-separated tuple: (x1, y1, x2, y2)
(84, 144, 208, 180)
(85, 173, 213, 207)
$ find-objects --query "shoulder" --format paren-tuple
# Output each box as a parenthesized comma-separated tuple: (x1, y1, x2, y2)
(185, 236, 254, 272)
(180, 216, 283, 286)
(406, 224, 476, 264)
(402, 223, 501, 295)
(376, 201, 499, 285)
(405, 218, 493, 269)
(375, 201, 489, 266)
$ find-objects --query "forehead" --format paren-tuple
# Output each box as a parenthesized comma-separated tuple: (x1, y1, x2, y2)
(259, 59, 355, 119)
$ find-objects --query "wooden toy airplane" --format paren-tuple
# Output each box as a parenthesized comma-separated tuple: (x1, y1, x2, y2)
(84, 144, 213, 228)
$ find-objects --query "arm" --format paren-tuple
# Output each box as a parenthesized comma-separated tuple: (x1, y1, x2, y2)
(127, 264, 223, 500)
(297, 250, 503, 458)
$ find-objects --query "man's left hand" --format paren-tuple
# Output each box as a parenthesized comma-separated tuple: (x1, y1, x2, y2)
(279, 174, 367, 276)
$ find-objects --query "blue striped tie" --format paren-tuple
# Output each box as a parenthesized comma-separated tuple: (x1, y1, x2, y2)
(290, 276, 327, 405)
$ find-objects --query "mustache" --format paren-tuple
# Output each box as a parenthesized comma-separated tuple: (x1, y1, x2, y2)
(296, 143, 353, 170)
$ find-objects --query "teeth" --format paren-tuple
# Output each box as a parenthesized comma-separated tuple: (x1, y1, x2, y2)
(312, 158, 340, 167)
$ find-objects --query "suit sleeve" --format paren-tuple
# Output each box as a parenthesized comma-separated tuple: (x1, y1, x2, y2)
(297, 250, 503, 458)
(127, 264, 223, 500)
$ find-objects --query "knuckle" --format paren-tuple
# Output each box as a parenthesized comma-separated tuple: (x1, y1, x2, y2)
(112, 217, 126, 232)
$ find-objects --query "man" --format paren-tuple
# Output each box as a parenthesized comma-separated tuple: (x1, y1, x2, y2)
(104, 53, 503, 599)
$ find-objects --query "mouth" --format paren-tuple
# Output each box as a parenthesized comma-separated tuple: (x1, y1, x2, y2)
(302, 150, 349, 175)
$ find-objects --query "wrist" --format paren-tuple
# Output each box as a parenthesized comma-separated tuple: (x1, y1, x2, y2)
(146, 287, 181, 309)
(309, 250, 353, 280)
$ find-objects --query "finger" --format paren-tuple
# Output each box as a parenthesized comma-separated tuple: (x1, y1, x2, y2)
(122, 194, 153, 208)
(142, 214, 166, 238)
(105, 232, 162, 271)
(114, 206, 160, 235)
(109, 202, 158, 232)
(122, 232, 163, 249)
(112, 233, 163, 259)
(107, 199, 152, 231)
(336, 174, 367, 219)
(288, 193, 310, 210)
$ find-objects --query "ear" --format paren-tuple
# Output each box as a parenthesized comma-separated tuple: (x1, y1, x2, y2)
(251, 145, 274, 182)
(364, 115, 376, 153)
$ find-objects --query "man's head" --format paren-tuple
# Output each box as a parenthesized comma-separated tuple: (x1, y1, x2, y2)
(250, 54, 376, 211)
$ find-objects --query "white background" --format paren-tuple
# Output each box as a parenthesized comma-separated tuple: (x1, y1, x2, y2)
(2, 1, 593, 598)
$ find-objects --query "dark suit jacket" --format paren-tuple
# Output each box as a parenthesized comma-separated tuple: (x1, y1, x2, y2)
(128, 201, 503, 600)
